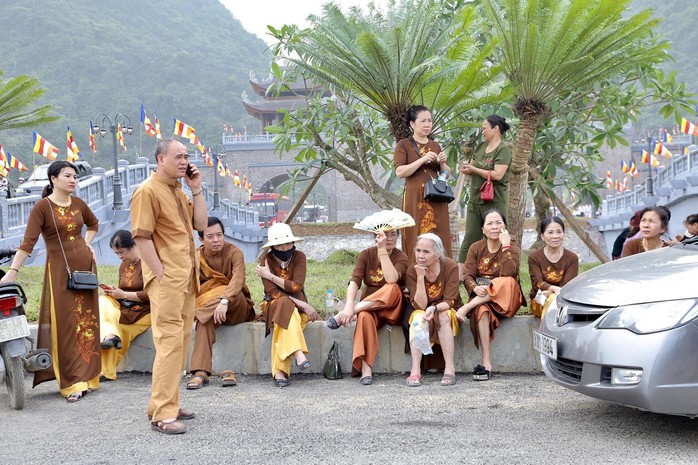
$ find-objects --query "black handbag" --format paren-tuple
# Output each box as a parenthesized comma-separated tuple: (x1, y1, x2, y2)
(68, 271, 99, 290)
(47, 198, 98, 291)
(322, 341, 343, 380)
(119, 299, 140, 309)
(424, 178, 455, 203)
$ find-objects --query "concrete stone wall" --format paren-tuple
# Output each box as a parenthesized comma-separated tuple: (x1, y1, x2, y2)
(59, 316, 544, 376)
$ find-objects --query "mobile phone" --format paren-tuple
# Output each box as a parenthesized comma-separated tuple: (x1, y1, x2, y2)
(98, 283, 112, 290)
(185, 164, 195, 179)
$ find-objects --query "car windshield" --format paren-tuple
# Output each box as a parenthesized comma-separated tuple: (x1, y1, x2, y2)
(28, 165, 49, 181)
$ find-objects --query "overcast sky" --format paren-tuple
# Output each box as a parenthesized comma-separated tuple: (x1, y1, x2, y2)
(221, 0, 387, 44)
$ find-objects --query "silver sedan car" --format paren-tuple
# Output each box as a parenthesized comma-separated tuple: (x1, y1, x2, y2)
(534, 237, 698, 417)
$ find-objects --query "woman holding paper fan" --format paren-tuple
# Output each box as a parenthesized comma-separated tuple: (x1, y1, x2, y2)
(394, 105, 452, 264)
(403, 233, 461, 387)
(327, 211, 409, 385)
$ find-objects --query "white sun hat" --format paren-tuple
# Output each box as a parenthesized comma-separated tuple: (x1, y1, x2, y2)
(261, 223, 304, 250)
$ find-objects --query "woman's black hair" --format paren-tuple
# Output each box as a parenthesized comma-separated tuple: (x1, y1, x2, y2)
(404, 105, 430, 125)
(640, 206, 670, 230)
(481, 208, 507, 227)
(41, 160, 78, 198)
(485, 115, 510, 135)
(686, 214, 698, 225)
(110, 229, 136, 250)
(539, 216, 565, 234)
(197, 216, 226, 239)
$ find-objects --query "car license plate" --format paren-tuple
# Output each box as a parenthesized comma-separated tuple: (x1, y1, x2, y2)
(0, 315, 30, 343)
(533, 330, 557, 360)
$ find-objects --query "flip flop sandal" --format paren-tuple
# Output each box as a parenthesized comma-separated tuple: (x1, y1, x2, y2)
(473, 370, 492, 381)
(148, 408, 195, 421)
(66, 392, 83, 403)
(295, 360, 311, 372)
(186, 373, 209, 390)
(151, 419, 186, 435)
(473, 364, 487, 375)
(220, 370, 238, 387)
(360, 376, 374, 385)
(441, 374, 457, 386)
(326, 317, 340, 330)
(275, 378, 289, 388)
(406, 375, 422, 387)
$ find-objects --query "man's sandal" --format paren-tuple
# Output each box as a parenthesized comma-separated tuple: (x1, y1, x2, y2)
(186, 373, 209, 390)
(220, 370, 237, 387)
(148, 408, 195, 421)
(151, 419, 186, 435)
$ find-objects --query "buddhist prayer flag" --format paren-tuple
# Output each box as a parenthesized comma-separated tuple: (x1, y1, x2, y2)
(641, 150, 661, 168)
(154, 112, 163, 139)
(66, 126, 81, 162)
(684, 146, 689, 155)
(89, 120, 97, 152)
(116, 123, 127, 151)
(217, 158, 225, 177)
(605, 171, 613, 189)
(173, 119, 196, 141)
(233, 169, 240, 186)
(223, 123, 228, 132)
(653, 141, 672, 158)
(629, 161, 638, 177)
(33, 131, 59, 160)
(663, 130, 673, 144)
(0, 144, 9, 175)
(680, 118, 698, 136)
(620, 160, 629, 173)
(141, 105, 157, 137)
(191, 134, 205, 153)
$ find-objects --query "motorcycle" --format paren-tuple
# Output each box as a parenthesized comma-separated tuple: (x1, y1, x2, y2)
(0, 249, 52, 410)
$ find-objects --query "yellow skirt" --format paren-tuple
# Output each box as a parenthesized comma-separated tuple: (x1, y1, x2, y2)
(271, 309, 309, 377)
(408, 309, 459, 346)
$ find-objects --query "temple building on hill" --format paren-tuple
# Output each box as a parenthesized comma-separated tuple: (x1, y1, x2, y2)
(242, 70, 330, 134)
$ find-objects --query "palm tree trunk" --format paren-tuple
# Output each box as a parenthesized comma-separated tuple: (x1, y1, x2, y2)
(529, 174, 550, 250)
(508, 113, 541, 246)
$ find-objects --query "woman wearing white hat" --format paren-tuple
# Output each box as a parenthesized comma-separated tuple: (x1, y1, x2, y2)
(255, 223, 317, 387)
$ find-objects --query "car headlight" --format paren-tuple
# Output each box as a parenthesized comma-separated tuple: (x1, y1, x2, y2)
(597, 299, 698, 334)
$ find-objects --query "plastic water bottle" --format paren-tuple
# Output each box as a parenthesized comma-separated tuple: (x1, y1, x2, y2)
(437, 171, 448, 181)
(412, 320, 433, 355)
(325, 290, 335, 318)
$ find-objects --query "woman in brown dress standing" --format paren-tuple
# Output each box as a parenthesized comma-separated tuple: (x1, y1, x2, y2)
(255, 223, 317, 388)
(527, 217, 579, 318)
(1, 161, 100, 402)
(327, 229, 408, 385)
(99, 230, 151, 380)
(394, 105, 452, 263)
(456, 209, 523, 381)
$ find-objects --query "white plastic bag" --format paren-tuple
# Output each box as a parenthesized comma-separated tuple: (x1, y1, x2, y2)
(411, 318, 433, 355)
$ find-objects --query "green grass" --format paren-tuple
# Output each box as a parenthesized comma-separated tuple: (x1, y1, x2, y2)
(16, 250, 600, 322)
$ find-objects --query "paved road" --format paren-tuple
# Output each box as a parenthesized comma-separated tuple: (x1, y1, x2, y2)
(1, 372, 696, 464)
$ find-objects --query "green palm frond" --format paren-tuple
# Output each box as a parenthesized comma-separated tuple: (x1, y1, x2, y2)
(483, 0, 668, 110)
(0, 71, 58, 131)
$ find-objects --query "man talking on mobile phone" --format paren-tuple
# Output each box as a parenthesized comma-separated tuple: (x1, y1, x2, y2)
(131, 138, 207, 435)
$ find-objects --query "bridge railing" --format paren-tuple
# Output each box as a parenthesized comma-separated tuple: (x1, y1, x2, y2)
(1, 158, 260, 238)
(602, 146, 698, 217)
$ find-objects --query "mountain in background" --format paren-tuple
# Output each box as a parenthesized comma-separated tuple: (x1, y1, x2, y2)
(0, 0, 270, 172)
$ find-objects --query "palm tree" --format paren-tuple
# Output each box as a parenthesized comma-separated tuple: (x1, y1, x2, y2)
(0, 69, 57, 132)
(274, 0, 506, 141)
(482, 0, 669, 244)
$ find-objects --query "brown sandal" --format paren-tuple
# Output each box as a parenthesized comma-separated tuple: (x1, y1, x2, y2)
(220, 370, 237, 387)
(186, 373, 209, 390)
(151, 419, 186, 435)
(441, 374, 457, 386)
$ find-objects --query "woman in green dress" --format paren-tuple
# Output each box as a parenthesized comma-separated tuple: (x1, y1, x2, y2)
(457, 115, 512, 278)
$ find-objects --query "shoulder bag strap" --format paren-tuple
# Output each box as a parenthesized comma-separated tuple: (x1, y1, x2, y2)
(410, 137, 436, 181)
(46, 198, 72, 276)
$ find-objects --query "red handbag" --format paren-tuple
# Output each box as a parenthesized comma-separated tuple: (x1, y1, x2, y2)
(480, 171, 494, 201)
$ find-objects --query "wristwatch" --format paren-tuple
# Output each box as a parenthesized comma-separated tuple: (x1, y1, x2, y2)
(220, 298, 229, 305)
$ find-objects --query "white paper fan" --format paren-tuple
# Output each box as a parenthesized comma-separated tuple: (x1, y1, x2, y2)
(353, 209, 415, 233)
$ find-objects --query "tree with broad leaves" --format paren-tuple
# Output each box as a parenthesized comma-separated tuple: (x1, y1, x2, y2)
(482, 0, 689, 246)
